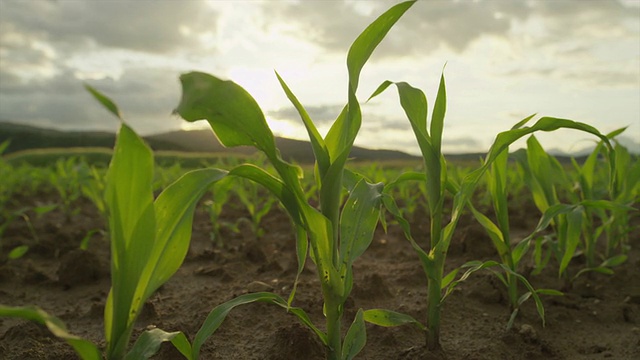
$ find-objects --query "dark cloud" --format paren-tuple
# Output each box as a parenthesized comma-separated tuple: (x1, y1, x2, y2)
(442, 136, 484, 153)
(261, 0, 527, 55)
(0, 0, 218, 54)
(260, 0, 637, 57)
(0, 66, 183, 134)
(268, 104, 345, 125)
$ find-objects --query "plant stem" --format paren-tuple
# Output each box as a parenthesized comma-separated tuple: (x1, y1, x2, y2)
(325, 300, 342, 360)
(506, 272, 518, 311)
(426, 263, 442, 351)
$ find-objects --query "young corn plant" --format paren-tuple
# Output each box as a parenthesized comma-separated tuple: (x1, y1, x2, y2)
(604, 133, 640, 257)
(367, 76, 616, 351)
(0, 86, 228, 360)
(203, 175, 238, 247)
(235, 176, 278, 239)
(518, 133, 635, 281)
(172, 2, 421, 359)
(462, 148, 561, 329)
(49, 156, 85, 219)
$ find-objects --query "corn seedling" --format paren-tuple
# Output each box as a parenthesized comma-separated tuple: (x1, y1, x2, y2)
(48, 157, 86, 219)
(1, 204, 57, 261)
(172, 2, 420, 359)
(204, 176, 238, 247)
(235, 177, 278, 239)
(462, 148, 562, 329)
(518, 132, 636, 281)
(367, 72, 616, 350)
(606, 134, 640, 256)
(0, 86, 228, 360)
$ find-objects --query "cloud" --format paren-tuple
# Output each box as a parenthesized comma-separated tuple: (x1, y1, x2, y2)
(259, 0, 530, 56)
(260, 0, 638, 63)
(0, 66, 183, 134)
(0, 0, 219, 55)
(268, 104, 345, 125)
(442, 136, 485, 153)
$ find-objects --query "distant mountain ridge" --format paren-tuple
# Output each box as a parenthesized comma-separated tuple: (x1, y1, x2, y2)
(0, 121, 420, 163)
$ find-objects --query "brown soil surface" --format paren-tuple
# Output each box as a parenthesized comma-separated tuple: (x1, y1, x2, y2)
(1, 194, 639, 360)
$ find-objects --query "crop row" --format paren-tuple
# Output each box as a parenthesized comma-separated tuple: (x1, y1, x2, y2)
(1, 1, 638, 359)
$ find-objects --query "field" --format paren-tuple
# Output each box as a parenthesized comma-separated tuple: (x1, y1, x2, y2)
(0, 152, 638, 360)
(2, 2, 639, 359)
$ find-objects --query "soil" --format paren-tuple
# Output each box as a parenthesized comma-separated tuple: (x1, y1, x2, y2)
(1, 193, 639, 360)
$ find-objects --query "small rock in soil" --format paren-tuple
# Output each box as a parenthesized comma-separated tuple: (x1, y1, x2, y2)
(518, 324, 538, 344)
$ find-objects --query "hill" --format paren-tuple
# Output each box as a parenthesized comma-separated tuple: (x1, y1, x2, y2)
(0, 121, 420, 163)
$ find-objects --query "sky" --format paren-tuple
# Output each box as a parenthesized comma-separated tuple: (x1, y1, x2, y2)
(0, 0, 639, 156)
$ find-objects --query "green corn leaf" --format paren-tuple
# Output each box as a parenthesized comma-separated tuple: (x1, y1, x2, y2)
(501, 264, 558, 328)
(581, 199, 636, 212)
(8, 245, 29, 259)
(430, 73, 446, 153)
(506, 308, 520, 330)
(525, 203, 577, 241)
(125, 328, 187, 360)
(511, 113, 536, 130)
(192, 292, 326, 358)
(578, 141, 603, 199)
(526, 135, 560, 208)
(275, 71, 330, 173)
(559, 206, 584, 276)
(607, 126, 628, 139)
(229, 164, 302, 226)
(366, 80, 394, 103)
(486, 117, 612, 166)
(469, 205, 509, 260)
(342, 309, 366, 360)
(512, 238, 532, 266)
(346, 0, 415, 92)
(536, 289, 564, 296)
(85, 84, 123, 120)
(601, 254, 628, 267)
(339, 179, 384, 265)
(105, 123, 156, 357)
(456, 116, 615, 229)
(369, 80, 443, 217)
(175, 72, 306, 210)
(441, 269, 460, 289)
(326, 0, 415, 166)
(442, 260, 501, 300)
(175, 72, 275, 153)
(0, 305, 101, 360)
(303, 205, 342, 295)
(489, 149, 510, 236)
(288, 226, 309, 307)
(137, 168, 228, 303)
(169, 332, 193, 360)
(318, 149, 351, 256)
(363, 309, 425, 330)
(105, 122, 229, 358)
(324, 105, 351, 162)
